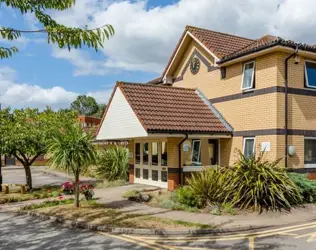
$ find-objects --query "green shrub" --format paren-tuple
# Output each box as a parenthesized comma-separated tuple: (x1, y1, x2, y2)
(187, 166, 229, 206)
(122, 190, 142, 202)
(226, 151, 302, 212)
(97, 146, 129, 181)
(175, 186, 202, 208)
(288, 173, 316, 203)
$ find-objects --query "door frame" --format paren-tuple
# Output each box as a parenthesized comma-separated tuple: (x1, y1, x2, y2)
(134, 140, 168, 188)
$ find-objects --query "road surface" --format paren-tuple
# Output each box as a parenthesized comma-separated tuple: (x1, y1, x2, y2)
(1, 211, 316, 249)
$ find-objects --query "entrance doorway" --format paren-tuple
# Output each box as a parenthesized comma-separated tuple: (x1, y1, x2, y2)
(134, 141, 168, 188)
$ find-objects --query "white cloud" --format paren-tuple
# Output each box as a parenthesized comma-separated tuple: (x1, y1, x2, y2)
(47, 0, 316, 76)
(0, 67, 111, 109)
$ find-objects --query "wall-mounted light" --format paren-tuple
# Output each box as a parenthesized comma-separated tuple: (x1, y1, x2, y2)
(288, 145, 296, 156)
(294, 55, 300, 64)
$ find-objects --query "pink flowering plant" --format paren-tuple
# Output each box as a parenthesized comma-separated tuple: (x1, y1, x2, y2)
(61, 181, 94, 200)
(61, 181, 75, 195)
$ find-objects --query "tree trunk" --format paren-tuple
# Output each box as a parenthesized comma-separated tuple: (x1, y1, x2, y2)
(24, 164, 32, 190)
(74, 169, 80, 208)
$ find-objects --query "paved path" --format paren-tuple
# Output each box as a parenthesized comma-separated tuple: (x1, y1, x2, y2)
(94, 185, 316, 230)
(1, 211, 316, 249)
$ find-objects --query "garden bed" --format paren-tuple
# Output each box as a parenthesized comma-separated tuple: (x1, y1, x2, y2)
(24, 201, 213, 230)
(0, 185, 61, 204)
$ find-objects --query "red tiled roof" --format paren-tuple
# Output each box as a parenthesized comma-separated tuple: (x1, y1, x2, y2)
(118, 82, 231, 133)
(186, 25, 254, 59)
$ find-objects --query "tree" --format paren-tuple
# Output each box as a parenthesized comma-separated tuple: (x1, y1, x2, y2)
(94, 103, 107, 118)
(0, 0, 114, 59)
(0, 107, 76, 189)
(48, 122, 97, 207)
(70, 95, 99, 116)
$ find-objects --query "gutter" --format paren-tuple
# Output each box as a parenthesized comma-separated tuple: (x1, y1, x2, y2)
(178, 134, 188, 186)
(284, 45, 299, 168)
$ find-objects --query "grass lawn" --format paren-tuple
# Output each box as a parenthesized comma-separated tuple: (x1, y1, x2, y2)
(0, 185, 61, 204)
(29, 201, 213, 230)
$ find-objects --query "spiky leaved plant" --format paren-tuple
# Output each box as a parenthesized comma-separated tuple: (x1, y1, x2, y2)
(97, 146, 129, 181)
(48, 122, 97, 208)
(225, 151, 302, 212)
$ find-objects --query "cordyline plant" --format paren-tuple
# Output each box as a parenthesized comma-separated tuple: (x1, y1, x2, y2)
(0, 0, 114, 59)
(48, 122, 97, 208)
(225, 151, 303, 212)
(0, 107, 77, 189)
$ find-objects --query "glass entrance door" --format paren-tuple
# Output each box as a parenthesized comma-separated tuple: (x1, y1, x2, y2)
(134, 141, 168, 188)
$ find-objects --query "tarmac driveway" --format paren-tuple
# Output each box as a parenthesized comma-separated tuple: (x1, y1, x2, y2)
(2, 166, 69, 187)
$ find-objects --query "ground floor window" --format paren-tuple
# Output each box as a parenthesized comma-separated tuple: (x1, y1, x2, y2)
(305, 138, 316, 167)
(243, 137, 255, 158)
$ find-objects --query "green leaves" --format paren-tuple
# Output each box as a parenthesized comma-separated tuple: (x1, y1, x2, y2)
(0, 47, 18, 58)
(70, 95, 99, 116)
(47, 122, 97, 175)
(96, 146, 129, 181)
(186, 151, 303, 212)
(0, 0, 114, 59)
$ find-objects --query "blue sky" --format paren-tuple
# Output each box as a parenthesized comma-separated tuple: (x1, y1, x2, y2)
(0, 0, 315, 109)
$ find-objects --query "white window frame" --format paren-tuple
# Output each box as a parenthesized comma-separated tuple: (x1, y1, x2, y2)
(191, 140, 201, 165)
(304, 61, 316, 89)
(241, 61, 256, 91)
(304, 137, 316, 168)
(243, 137, 256, 158)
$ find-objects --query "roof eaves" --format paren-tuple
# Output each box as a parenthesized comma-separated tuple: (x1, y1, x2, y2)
(219, 38, 316, 64)
(195, 89, 233, 132)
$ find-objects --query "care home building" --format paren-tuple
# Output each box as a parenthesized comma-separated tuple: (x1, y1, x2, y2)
(96, 25, 316, 190)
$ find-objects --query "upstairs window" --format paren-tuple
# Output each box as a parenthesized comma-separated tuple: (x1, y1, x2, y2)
(243, 137, 255, 158)
(241, 61, 255, 90)
(221, 67, 226, 79)
(305, 61, 316, 88)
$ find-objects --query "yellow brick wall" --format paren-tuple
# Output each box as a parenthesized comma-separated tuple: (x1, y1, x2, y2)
(220, 135, 280, 167)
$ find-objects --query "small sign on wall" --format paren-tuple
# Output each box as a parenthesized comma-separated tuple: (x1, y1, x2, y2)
(183, 143, 190, 152)
(261, 142, 271, 152)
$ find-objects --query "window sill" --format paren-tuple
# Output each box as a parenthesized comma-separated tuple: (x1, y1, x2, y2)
(304, 164, 316, 169)
(242, 88, 255, 93)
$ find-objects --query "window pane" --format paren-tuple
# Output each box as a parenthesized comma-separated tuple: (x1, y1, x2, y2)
(244, 138, 255, 158)
(152, 170, 158, 181)
(135, 168, 140, 178)
(161, 142, 168, 166)
(143, 143, 149, 165)
(242, 62, 254, 89)
(135, 143, 140, 164)
(152, 142, 158, 165)
(143, 169, 149, 179)
(191, 140, 201, 165)
(161, 171, 167, 182)
(306, 62, 316, 87)
(305, 139, 316, 164)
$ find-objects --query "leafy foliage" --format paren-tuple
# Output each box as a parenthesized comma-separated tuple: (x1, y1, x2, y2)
(48, 122, 97, 207)
(70, 95, 99, 116)
(187, 167, 228, 207)
(225, 151, 302, 212)
(0, 0, 114, 59)
(0, 107, 77, 188)
(175, 186, 203, 208)
(288, 173, 316, 203)
(97, 146, 129, 181)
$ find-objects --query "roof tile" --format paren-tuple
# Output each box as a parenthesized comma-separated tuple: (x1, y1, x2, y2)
(118, 82, 231, 133)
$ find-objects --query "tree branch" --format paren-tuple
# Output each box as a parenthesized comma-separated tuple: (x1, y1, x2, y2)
(0, 24, 112, 34)
(13, 153, 26, 166)
(29, 152, 43, 166)
(17, 150, 29, 164)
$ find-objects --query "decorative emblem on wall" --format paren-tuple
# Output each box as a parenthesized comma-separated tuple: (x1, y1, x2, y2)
(190, 57, 200, 75)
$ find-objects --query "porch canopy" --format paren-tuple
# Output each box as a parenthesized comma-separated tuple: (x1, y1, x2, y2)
(96, 82, 233, 140)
